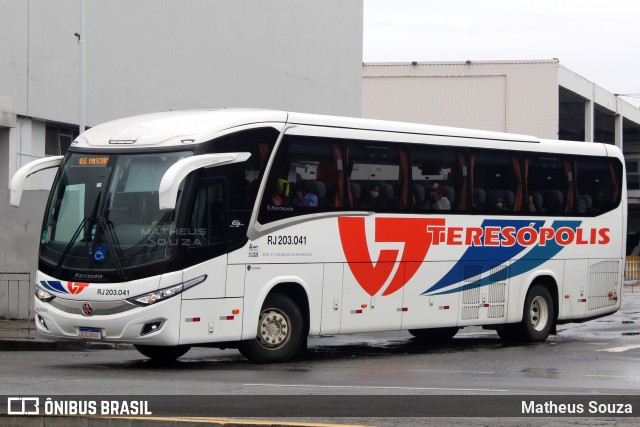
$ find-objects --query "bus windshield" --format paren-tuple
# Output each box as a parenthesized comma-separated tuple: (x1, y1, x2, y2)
(40, 151, 192, 278)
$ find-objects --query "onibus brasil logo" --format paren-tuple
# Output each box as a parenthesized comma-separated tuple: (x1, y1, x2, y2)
(338, 217, 610, 297)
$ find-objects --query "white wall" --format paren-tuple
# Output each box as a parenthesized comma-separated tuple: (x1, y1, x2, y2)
(0, 0, 363, 126)
(363, 60, 560, 139)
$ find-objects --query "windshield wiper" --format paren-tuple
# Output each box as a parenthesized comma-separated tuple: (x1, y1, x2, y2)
(97, 217, 127, 282)
(52, 192, 102, 277)
(53, 216, 90, 277)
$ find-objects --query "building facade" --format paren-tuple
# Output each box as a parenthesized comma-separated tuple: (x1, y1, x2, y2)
(0, 0, 363, 319)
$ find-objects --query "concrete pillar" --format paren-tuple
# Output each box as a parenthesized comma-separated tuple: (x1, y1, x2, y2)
(584, 99, 594, 142)
(615, 114, 623, 151)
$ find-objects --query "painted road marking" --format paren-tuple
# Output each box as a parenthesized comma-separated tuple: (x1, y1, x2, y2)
(245, 383, 509, 392)
(597, 344, 640, 353)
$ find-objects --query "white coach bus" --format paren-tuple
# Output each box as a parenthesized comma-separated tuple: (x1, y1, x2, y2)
(11, 109, 625, 363)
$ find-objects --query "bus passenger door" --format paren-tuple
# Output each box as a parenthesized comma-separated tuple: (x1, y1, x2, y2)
(180, 177, 243, 344)
(181, 177, 228, 300)
(340, 261, 403, 333)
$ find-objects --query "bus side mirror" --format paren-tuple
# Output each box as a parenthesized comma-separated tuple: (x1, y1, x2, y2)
(158, 152, 251, 210)
(10, 156, 64, 207)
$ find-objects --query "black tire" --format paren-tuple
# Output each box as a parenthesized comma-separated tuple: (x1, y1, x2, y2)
(498, 284, 555, 343)
(238, 293, 305, 363)
(496, 324, 522, 342)
(409, 327, 459, 342)
(134, 344, 191, 361)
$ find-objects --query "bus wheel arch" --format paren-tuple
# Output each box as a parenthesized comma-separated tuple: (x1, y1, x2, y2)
(239, 282, 309, 363)
(499, 275, 558, 343)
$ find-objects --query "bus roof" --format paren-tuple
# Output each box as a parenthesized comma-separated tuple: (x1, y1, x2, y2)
(71, 109, 623, 160)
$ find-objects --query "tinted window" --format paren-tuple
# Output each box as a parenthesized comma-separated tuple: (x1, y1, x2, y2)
(525, 155, 573, 215)
(575, 157, 622, 216)
(348, 140, 409, 212)
(412, 145, 467, 213)
(258, 135, 345, 224)
(471, 150, 522, 214)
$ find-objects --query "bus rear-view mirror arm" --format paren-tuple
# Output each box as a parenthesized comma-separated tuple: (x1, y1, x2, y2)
(158, 152, 251, 210)
(10, 156, 64, 207)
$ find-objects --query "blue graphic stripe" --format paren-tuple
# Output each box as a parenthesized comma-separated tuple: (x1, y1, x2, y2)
(423, 220, 544, 294)
(40, 280, 69, 294)
(427, 220, 582, 296)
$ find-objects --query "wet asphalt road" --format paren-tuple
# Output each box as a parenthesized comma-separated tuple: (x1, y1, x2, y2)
(1, 290, 640, 426)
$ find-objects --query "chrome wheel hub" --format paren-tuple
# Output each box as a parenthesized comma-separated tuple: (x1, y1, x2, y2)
(530, 296, 549, 332)
(258, 308, 290, 349)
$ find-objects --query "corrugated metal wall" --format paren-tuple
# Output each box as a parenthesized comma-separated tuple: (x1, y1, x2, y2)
(364, 75, 506, 131)
(362, 60, 560, 139)
(0, 273, 33, 320)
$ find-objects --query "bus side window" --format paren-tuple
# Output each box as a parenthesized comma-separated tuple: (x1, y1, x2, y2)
(258, 135, 344, 224)
(525, 155, 571, 215)
(347, 140, 407, 212)
(575, 157, 622, 216)
(471, 149, 521, 214)
(411, 145, 465, 213)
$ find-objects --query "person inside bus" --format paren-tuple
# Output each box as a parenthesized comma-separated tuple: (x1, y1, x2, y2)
(362, 184, 387, 210)
(271, 179, 290, 206)
(488, 194, 508, 213)
(293, 181, 318, 208)
(527, 195, 537, 213)
(428, 183, 451, 211)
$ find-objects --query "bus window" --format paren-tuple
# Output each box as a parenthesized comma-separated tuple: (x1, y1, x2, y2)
(208, 127, 279, 211)
(411, 145, 466, 213)
(347, 140, 408, 211)
(207, 127, 279, 248)
(258, 135, 344, 224)
(471, 150, 522, 214)
(184, 177, 227, 267)
(525, 155, 573, 215)
(575, 157, 622, 216)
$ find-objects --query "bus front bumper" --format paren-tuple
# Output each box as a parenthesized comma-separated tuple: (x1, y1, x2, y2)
(33, 295, 181, 346)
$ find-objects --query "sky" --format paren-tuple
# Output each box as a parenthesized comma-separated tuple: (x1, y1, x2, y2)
(363, 0, 640, 107)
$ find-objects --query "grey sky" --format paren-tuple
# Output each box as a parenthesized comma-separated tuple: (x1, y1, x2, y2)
(363, 0, 640, 107)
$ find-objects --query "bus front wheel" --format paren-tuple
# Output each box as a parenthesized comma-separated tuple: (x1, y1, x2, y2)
(134, 344, 191, 361)
(239, 293, 304, 363)
(498, 284, 554, 343)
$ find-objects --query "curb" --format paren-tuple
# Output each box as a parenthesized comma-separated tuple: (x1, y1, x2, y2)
(0, 416, 359, 427)
(0, 338, 133, 351)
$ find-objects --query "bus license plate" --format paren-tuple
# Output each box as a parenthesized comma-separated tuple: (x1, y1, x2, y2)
(79, 327, 102, 340)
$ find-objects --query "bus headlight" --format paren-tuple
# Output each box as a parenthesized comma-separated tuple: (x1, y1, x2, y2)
(127, 275, 207, 306)
(35, 287, 56, 302)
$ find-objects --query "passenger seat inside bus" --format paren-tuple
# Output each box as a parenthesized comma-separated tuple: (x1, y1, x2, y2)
(303, 180, 326, 207)
(473, 187, 486, 211)
(534, 189, 564, 214)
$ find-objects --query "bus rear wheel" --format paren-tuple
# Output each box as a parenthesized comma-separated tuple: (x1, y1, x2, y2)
(134, 344, 191, 361)
(409, 327, 459, 342)
(498, 284, 554, 343)
(238, 293, 304, 363)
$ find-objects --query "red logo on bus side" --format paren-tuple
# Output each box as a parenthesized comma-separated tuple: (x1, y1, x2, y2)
(67, 282, 89, 295)
(338, 217, 444, 297)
